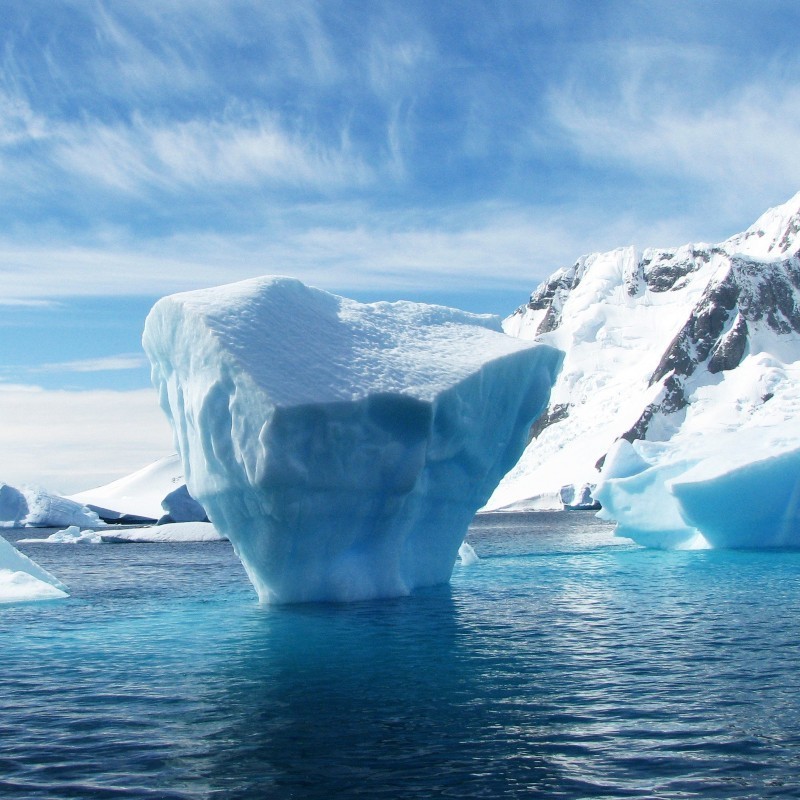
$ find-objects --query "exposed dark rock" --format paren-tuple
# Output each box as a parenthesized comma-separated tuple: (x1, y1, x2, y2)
(85, 504, 158, 525)
(642, 248, 713, 293)
(650, 272, 740, 385)
(708, 314, 748, 374)
(521, 263, 583, 335)
(622, 373, 687, 443)
(735, 257, 800, 333)
(528, 402, 569, 442)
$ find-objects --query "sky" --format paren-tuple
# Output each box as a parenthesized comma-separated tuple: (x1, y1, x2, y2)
(3, 0, 800, 493)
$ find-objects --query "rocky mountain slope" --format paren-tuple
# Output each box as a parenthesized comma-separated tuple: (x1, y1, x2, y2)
(486, 192, 800, 511)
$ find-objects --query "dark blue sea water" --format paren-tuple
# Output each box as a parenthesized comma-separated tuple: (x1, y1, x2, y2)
(3, 512, 800, 799)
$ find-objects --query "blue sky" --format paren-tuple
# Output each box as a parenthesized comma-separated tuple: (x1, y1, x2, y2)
(3, 0, 800, 491)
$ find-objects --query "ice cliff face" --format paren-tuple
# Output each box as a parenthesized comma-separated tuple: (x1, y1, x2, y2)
(143, 277, 561, 603)
(489, 192, 800, 547)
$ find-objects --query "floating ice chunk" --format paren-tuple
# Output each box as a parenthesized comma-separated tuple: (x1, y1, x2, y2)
(99, 522, 225, 543)
(19, 526, 103, 544)
(594, 439, 698, 548)
(0, 535, 68, 603)
(143, 276, 561, 603)
(0, 484, 28, 527)
(458, 541, 479, 566)
(671, 448, 800, 548)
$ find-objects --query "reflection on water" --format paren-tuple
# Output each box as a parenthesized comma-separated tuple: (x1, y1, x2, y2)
(2, 514, 800, 798)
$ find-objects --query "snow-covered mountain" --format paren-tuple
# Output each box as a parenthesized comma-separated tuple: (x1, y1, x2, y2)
(486, 191, 800, 513)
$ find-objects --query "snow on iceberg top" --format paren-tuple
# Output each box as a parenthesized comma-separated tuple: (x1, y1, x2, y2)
(144, 276, 540, 407)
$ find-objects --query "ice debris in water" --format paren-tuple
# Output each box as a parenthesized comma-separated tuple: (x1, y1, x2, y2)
(458, 541, 480, 566)
(18, 526, 103, 544)
(143, 276, 561, 603)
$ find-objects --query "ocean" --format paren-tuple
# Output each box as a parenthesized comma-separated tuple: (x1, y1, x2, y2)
(2, 512, 799, 799)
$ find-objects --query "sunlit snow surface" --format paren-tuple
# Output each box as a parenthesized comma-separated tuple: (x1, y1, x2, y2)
(143, 276, 561, 603)
(69, 453, 185, 520)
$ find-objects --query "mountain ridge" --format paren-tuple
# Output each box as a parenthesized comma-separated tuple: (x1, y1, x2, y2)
(487, 191, 800, 511)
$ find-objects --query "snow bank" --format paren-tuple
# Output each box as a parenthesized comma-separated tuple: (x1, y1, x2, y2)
(69, 454, 184, 521)
(0, 535, 68, 603)
(0, 483, 102, 529)
(100, 522, 225, 543)
(143, 276, 561, 603)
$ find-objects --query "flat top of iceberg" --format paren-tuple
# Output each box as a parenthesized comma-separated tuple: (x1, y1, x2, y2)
(146, 276, 536, 406)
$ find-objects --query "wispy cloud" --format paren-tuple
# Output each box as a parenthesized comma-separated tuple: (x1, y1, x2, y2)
(36, 354, 148, 373)
(0, 298, 59, 308)
(0, 198, 726, 304)
(51, 112, 373, 194)
(546, 42, 800, 218)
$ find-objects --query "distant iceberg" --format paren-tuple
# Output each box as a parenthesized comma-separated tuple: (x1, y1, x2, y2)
(69, 453, 205, 523)
(143, 276, 561, 603)
(0, 535, 68, 603)
(0, 483, 102, 529)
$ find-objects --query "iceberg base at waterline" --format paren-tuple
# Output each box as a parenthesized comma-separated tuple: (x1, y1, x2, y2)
(0, 535, 68, 603)
(143, 276, 562, 604)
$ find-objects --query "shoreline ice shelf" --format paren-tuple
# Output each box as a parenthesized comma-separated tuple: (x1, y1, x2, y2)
(143, 276, 561, 603)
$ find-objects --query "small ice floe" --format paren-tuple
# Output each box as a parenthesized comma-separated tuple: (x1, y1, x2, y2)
(458, 541, 480, 566)
(19, 526, 103, 544)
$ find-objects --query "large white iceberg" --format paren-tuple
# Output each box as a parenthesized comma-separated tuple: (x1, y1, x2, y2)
(0, 535, 68, 603)
(143, 276, 561, 603)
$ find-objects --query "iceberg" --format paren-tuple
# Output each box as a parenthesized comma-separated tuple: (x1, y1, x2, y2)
(595, 354, 800, 548)
(18, 525, 104, 544)
(0, 535, 68, 603)
(157, 484, 208, 525)
(19, 521, 225, 544)
(143, 276, 561, 603)
(0, 483, 103, 529)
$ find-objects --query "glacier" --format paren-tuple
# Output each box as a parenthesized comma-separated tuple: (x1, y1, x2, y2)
(0, 535, 68, 603)
(143, 276, 561, 603)
(488, 191, 800, 549)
